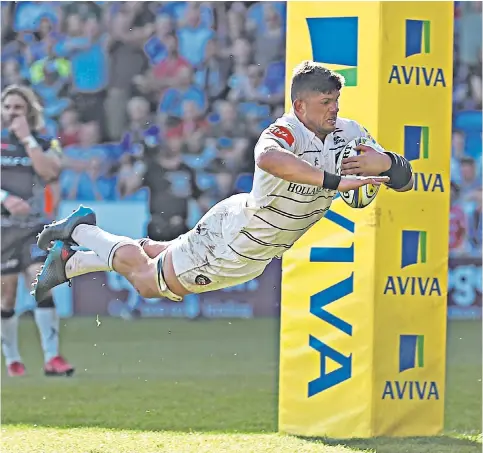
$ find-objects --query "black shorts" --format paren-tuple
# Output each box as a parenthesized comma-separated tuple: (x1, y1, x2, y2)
(1, 225, 47, 275)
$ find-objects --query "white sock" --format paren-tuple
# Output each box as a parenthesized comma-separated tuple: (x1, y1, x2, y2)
(65, 251, 111, 279)
(34, 308, 59, 363)
(1, 313, 22, 365)
(72, 225, 136, 268)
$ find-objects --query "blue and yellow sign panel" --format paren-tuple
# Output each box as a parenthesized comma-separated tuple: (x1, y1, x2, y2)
(280, 2, 453, 438)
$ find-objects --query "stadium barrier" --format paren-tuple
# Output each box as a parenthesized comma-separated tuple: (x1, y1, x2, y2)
(279, 1, 453, 438)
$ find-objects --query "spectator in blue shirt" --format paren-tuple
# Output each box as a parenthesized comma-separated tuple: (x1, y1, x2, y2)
(160, 1, 214, 29)
(194, 38, 231, 106)
(177, 3, 214, 67)
(246, 2, 286, 35)
(120, 96, 160, 159)
(159, 65, 206, 122)
(13, 1, 60, 33)
(1, 32, 37, 78)
(61, 121, 116, 201)
(1, 60, 26, 90)
(143, 15, 173, 66)
(29, 17, 59, 62)
(55, 15, 108, 126)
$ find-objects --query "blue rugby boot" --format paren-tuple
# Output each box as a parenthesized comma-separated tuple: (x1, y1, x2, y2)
(31, 241, 75, 303)
(37, 205, 96, 251)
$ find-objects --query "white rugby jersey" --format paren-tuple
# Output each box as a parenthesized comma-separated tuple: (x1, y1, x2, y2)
(224, 111, 374, 262)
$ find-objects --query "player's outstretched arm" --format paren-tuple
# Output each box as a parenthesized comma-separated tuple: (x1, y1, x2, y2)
(256, 145, 327, 186)
(256, 145, 389, 191)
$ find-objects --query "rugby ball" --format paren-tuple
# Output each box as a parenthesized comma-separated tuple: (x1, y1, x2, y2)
(336, 137, 381, 209)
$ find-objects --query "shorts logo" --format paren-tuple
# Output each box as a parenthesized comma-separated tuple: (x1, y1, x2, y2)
(195, 275, 211, 286)
(306, 16, 358, 86)
(269, 126, 295, 146)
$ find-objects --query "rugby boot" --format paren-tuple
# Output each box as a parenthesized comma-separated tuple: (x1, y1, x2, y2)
(7, 361, 26, 377)
(37, 205, 96, 251)
(44, 355, 75, 377)
(31, 241, 75, 303)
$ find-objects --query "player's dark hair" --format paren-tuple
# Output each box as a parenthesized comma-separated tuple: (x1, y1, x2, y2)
(1, 84, 44, 131)
(290, 61, 345, 103)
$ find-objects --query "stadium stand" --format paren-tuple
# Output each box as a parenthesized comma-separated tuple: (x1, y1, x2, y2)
(1, 1, 480, 254)
(1, 1, 286, 240)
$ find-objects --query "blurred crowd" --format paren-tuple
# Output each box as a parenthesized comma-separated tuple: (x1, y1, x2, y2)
(1, 1, 286, 240)
(1, 1, 481, 253)
(450, 1, 482, 258)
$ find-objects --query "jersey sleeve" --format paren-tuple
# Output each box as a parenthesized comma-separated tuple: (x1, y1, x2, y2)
(254, 123, 299, 159)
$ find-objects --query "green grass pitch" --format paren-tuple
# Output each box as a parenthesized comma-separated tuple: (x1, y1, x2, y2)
(1, 317, 481, 453)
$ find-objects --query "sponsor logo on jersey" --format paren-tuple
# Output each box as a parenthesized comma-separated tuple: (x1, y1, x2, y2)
(287, 182, 325, 196)
(333, 134, 345, 145)
(381, 334, 440, 400)
(1, 155, 32, 166)
(383, 230, 441, 296)
(388, 19, 446, 87)
(269, 125, 295, 147)
(306, 16, 358, 87)
(1, 143, 17, 151)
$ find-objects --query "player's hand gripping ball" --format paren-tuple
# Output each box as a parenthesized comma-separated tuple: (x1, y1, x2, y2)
(336, 137, 381, 209)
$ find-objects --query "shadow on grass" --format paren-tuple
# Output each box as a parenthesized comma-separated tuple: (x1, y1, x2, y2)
(297, 434, 482, 453)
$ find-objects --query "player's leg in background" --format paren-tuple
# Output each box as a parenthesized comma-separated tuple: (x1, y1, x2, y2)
(1, 227, 25, 375)
(24, 262, 74, 376)
(0, 271, 24, 376)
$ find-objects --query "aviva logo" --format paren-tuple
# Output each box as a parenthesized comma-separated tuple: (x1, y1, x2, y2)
(307, 210, 355, 397)
(404, 125, 445, 192)
(404, 125, 429, 162)
(406, 19, 431, 57)
(388, 18, 446, 87)
(382, 334, 439, 400)
(401, 230, 427, 268)
(383, 230, 441, 296)
(306, 17, 358, 87)
(399, 334, 424, 372)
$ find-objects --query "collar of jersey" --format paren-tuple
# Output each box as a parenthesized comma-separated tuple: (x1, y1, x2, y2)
(286, 109, 316, 142)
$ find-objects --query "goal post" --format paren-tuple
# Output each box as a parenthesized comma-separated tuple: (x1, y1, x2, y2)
(279, 1, 453, 438)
